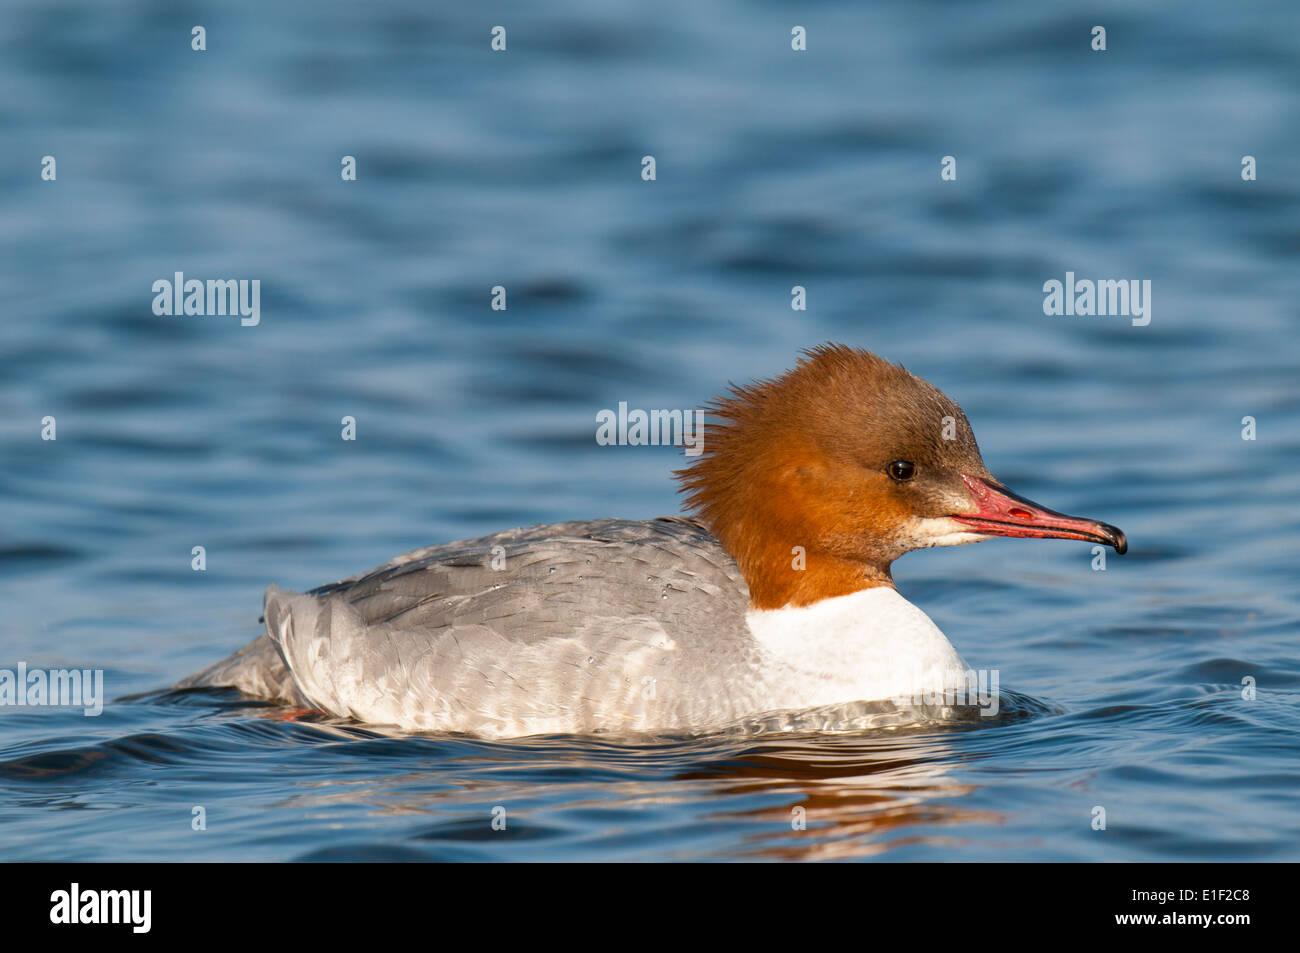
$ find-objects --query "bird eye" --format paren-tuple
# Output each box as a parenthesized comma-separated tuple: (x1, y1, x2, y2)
(887, 460, 916, 482)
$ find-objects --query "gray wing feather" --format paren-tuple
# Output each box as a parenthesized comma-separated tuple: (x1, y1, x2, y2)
(178, 518, 764, 735)
(172, 628, 305, 704)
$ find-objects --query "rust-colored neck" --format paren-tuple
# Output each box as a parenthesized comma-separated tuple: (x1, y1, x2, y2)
(736, 534, 894, 609)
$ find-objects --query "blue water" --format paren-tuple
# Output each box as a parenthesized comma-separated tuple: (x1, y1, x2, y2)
(2, 0, 1298, 861)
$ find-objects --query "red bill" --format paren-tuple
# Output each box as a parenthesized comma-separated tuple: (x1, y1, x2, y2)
(951, 474, 1127, 554)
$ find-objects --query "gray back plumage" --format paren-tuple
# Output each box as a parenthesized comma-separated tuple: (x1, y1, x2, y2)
(179, 518, 769, 735)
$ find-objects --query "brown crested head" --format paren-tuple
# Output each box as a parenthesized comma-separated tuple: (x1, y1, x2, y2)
(676, 343, 1126, 610)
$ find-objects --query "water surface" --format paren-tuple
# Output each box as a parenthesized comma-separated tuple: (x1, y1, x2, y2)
(1, 0, 1298, 861)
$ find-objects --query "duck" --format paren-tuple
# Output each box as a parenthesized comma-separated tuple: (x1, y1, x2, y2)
(177, 344, 1126, 737)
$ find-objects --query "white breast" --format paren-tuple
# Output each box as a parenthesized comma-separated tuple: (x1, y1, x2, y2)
(745, 586, 972, 712)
